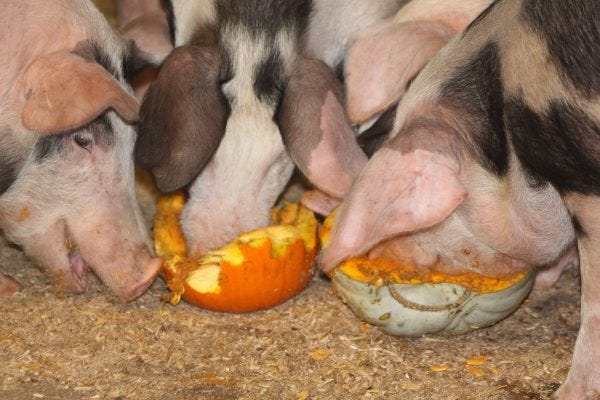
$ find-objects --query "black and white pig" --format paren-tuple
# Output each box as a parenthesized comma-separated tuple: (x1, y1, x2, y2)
(0, 0, 163, 301)
(135, 0, 365, 256)
(320, 0, 600, 398)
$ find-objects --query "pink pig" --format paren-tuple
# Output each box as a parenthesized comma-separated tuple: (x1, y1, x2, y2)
(0, 0, 163, 301)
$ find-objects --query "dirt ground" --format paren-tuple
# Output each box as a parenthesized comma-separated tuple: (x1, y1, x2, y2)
(0, 2, 582, 399)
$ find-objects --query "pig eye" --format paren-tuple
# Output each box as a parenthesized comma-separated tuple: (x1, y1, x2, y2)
(73, 133, 93, 151)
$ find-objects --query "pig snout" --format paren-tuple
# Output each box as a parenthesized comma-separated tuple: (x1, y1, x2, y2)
(95, 246, 163, 302)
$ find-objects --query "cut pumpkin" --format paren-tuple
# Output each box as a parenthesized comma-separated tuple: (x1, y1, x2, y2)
(154, 192, 318, 313)
(320, 208, 527, 294)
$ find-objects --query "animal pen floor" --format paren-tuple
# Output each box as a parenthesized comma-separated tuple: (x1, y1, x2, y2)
(0, 1, 581, 399)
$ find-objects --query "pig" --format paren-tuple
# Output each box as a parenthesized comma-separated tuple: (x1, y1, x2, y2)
(135, 0, 366, 256)
(0, 0, 163, 301)
(319, 0, 600, 397)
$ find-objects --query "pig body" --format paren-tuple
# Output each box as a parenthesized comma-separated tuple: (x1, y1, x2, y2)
(137, 0, 365, 255)
(322, 0, 600, 397)
(0, 0, 162, 300)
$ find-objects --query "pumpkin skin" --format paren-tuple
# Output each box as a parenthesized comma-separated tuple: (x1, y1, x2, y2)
(154, 193, 318, 313)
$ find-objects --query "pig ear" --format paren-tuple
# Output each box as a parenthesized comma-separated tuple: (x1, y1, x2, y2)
(320, 148, 467, 271)
(121, 13, 173, 66)
(301, 190, 342, 217)
(135, 45, 227, 193)
(19, 51, 139, 134)
(345, 20, 455, 124)
(277, 57, 368, 199)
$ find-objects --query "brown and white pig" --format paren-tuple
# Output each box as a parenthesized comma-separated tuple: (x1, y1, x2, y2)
(0, 0, 163, 301)
(135, 0, 366, 255)
(320, 0, 600, 397)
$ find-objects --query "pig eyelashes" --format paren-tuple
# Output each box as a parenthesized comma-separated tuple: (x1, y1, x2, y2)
(135, 45, 228, 193)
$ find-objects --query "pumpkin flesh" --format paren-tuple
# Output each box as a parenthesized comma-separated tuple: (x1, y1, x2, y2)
(320, 208, 527, 294)
(154, 193, 318, 313)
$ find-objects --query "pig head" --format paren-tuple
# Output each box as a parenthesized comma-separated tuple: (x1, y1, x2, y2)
(321, 0, 600, 397)
(0, 0, 162, 301)
(136, 0, 366, 255)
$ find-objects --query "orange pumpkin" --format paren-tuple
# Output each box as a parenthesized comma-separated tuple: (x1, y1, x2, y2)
(154, 193, 318, 313)
(320, 208, 526, 293)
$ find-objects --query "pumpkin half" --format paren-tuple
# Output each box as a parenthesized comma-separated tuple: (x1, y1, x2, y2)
(319, 208, 535, 336)
(154, 192, 318, 313)
(320, 208, 527, 294)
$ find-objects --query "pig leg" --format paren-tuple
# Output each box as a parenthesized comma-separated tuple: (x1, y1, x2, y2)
(534, 244, 579, 290)
(0, 274, 21, 297)
(554, 196, 600, 399)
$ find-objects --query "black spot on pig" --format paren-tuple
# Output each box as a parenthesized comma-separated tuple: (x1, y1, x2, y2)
(572, 215, 586, 237)
(465, 0, 501, 32)
(440, 42, 508, 176)
(507, 98, 600, 196)
(522, 0, 600, 98)
(357, 104, 397, 158)
(253, 50, 284, 105)
(88, 115, 115, 150)
(92, 44, 120, 79)
(0, 155, 18, 195)
(34, 135, 67, 161)
(163, 0, 176, 45)
(334, 61, 345, 84)
(122, 41, 156, 84)
(34, 115, 115, 161)
(190, 25, 219, 47)
(217, 0, 312, 39)
(73, 41, 120, 79)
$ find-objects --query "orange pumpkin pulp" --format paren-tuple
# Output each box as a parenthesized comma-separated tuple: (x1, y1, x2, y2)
(154, 193, 318, 312)
(320, 208, 527, 294)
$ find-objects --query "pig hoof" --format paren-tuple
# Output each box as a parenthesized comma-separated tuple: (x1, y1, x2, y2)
(0, 274, 21, 297)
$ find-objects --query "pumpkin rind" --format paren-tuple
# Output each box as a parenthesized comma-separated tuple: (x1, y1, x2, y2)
(154, 193, 317, 313)
(320, 209, 536, 335)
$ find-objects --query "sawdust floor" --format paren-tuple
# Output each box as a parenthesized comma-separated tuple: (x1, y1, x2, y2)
(0, 1, 580, 398)
(0, 228, 581, 400)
